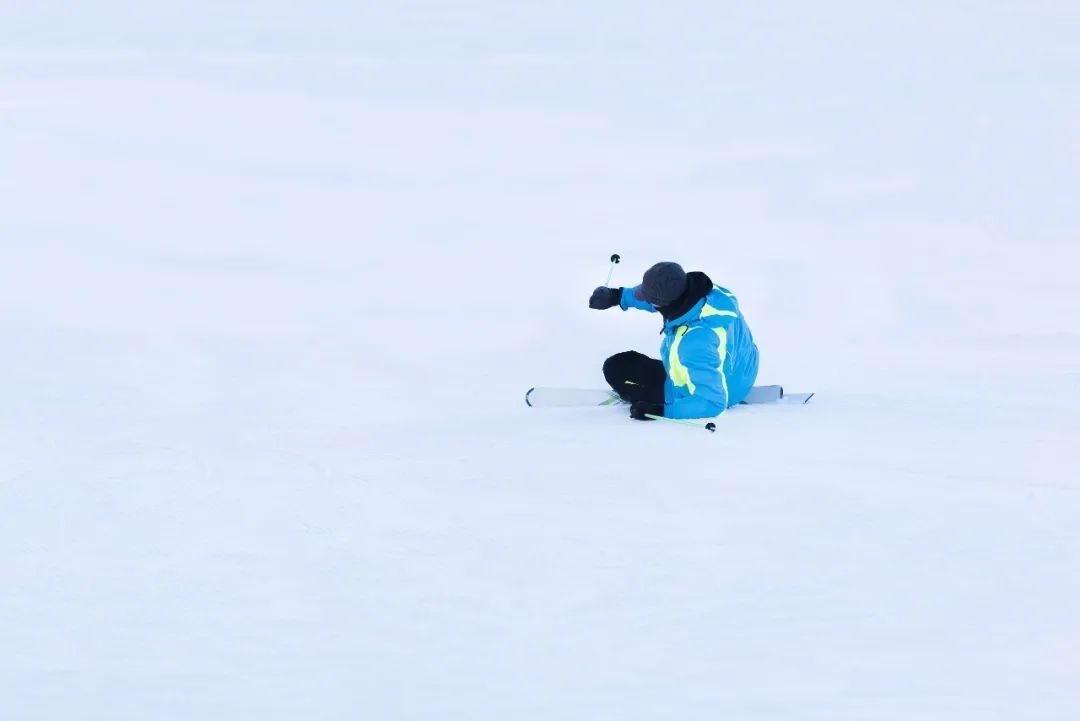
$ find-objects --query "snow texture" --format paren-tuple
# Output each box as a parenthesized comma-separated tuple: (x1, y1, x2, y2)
(2, 2, 1079, 719)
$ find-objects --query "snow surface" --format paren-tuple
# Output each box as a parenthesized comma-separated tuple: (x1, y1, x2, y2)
(3, 2, 1080, 719)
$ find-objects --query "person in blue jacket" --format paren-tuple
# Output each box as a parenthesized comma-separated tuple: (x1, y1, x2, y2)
(589, 261, 759, 421)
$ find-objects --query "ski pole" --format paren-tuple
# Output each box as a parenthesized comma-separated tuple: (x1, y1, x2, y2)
(604, 253, 621, 286)
(645, 414, 717, 432)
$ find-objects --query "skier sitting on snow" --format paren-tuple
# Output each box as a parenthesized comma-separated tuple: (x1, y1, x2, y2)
(589, 261, 759, 422)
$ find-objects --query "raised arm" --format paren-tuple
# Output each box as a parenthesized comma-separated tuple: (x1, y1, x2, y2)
(589, 286, 659, 313)
(619, 286, 657, 313)
(589, 286, 649, 312)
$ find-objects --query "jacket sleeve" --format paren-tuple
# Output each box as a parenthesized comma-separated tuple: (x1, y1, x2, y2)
(619, 286, 657, 313)
(665, 327, 729, 419)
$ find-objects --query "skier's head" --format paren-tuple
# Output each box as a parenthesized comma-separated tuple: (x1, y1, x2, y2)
(634, 262, 687, 307)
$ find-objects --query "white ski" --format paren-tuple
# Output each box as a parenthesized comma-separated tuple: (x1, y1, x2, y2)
(524, 387, 624, 407)
(525, 385, 813, 408)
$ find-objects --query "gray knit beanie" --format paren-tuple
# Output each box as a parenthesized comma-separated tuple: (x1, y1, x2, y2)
(634, 262, 687, 307)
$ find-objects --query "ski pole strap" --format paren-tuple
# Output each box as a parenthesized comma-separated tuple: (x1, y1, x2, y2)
(645, 414, 717, 432)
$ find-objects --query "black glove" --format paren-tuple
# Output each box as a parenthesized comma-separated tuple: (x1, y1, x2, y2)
(589, 286, 622, 310)
(630, 400, 664, 421)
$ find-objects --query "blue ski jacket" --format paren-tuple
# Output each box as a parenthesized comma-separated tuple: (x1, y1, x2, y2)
(620, 282, 759, 419)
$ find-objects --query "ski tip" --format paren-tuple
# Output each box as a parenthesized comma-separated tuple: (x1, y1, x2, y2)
(525, 387, 535, 407)
(803, 393, 815, 404)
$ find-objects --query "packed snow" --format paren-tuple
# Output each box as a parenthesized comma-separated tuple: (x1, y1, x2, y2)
(2, 2, 1079, 719)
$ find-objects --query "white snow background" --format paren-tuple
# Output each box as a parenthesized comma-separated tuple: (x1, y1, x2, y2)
(2, 2, 1079, 719)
